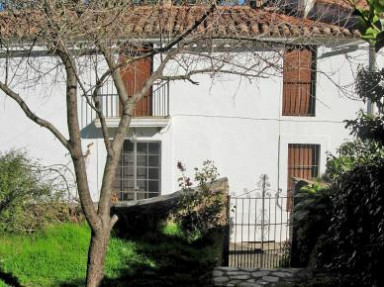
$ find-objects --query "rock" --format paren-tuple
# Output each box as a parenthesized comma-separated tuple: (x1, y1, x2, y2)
(214, 277, 230, 284)
(228, 280, 242, 284)
(213, 270, 224, 277)
(230, 275, 250, 280)
(255, 280, 270, 286)
(262, 276, 280, 283)
(227, 271, 249, 276)
(238, 283, 263, 287)
(271, 271, 292, 278)
(251, 271, 271, 278)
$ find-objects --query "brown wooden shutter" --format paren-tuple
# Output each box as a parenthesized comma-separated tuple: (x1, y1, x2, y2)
(283, 47, 315, 116)
(119, 44, 153, 117)
(287, 144, 320, 210)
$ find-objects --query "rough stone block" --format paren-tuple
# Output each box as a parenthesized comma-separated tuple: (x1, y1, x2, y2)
(213, 270, 224, 277)
(238, 283, 263, 287)
(251, 271, 270, 278)
(271, 271, 293, 278)
(230, 275, 250, 280)
(214, 277, 229, 284)
(227, 271, 249, 276)
(262, 276, 280, 283)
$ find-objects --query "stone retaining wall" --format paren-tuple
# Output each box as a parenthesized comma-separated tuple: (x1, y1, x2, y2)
(213, 267, 315, 287)
(111, 177, 229, 237)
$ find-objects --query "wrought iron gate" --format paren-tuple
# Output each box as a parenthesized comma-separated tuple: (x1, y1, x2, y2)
(228, 175, 292, 268)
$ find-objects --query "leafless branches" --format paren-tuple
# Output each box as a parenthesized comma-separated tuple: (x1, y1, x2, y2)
(0, 0, 366, 285)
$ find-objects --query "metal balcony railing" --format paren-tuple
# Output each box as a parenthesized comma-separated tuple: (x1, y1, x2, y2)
(81, 81, 169, 127)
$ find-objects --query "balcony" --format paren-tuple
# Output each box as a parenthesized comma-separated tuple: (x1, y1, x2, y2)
(81, 81, 170, 129)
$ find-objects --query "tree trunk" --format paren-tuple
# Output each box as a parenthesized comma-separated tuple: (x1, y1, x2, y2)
(86, 227, 111, 287)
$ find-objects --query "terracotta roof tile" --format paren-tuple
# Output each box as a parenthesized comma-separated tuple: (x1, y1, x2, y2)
(0, 6, 360, 42)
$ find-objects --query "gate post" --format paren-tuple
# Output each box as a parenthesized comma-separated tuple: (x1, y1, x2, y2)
(222, 194, 230, 266)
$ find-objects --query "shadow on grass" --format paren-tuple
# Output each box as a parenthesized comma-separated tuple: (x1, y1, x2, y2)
(0, 268, 23, 287)
(102, 233, 218, 287)
(60, 229, 223, 287)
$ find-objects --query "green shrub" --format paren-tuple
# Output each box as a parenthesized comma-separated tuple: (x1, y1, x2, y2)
(316, 159, 384, 286)
(324, 139, 384, 182)
(291, 181, 332, 267)
(311, 67, 384, 286)
(0, 151, 49, 209)
(172, 161, 226, 241)
(0, 150, 49, 232)
(0, 150, 78, 233)
(347, 68, 384, 146)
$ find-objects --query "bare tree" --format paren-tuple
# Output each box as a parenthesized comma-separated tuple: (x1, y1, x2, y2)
(0, 0, 358, 286)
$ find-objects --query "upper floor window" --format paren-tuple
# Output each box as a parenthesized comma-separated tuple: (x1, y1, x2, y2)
(119, 44, 153, 117)
(282, 46, 316, 117)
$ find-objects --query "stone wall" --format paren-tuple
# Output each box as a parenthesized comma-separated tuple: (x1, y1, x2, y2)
(111, 177, 229, 238)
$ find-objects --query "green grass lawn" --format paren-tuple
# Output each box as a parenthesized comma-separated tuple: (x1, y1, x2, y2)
(0, 222, 222, 287)
(0, 223, 152, 287)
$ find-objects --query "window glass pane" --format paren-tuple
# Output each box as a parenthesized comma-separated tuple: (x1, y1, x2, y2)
(148, 143, 160, 154)
(123, 141, 134, 152)
(136, 179, 147, 190)
(122, 179, 134, 189)
(122, 153, 134, 165)
(137, 167, 147, 178)
(122, 166, 134, 177)
(137, 142, 148, 153)
(136, 155, 147, 166)
(148, 180, 160, 192)
(148, 155, 159, 167)
(148, 168, 159, 179)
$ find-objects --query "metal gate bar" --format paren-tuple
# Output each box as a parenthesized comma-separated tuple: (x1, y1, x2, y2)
(228, 194, 291, 268)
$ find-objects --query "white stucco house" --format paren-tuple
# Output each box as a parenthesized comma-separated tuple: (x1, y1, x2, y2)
(0, 3, 373, 206)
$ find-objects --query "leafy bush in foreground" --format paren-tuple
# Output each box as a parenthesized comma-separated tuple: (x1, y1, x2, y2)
(317, 159, 384, 286)
(291, 181, 332, 267)
(0, 150, 78, 233)
(310, 68, 384, 286)
(293, 68, 384, 287)
(172, 160, 226, 241)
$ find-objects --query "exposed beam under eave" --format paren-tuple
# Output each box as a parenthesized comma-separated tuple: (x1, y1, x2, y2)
(0, 34, 362, 59)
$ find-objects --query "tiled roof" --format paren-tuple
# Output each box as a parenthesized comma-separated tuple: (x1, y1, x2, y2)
(0, 6, 361, 42)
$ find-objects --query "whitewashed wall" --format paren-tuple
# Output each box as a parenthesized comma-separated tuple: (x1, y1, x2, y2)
(167, 45, 368, 197)
(0, 43, 375, 203)
(0, 54, 73, 191)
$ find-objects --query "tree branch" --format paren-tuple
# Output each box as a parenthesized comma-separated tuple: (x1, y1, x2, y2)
(156, 3, 217, 53)
(95, 46, 174, 219)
